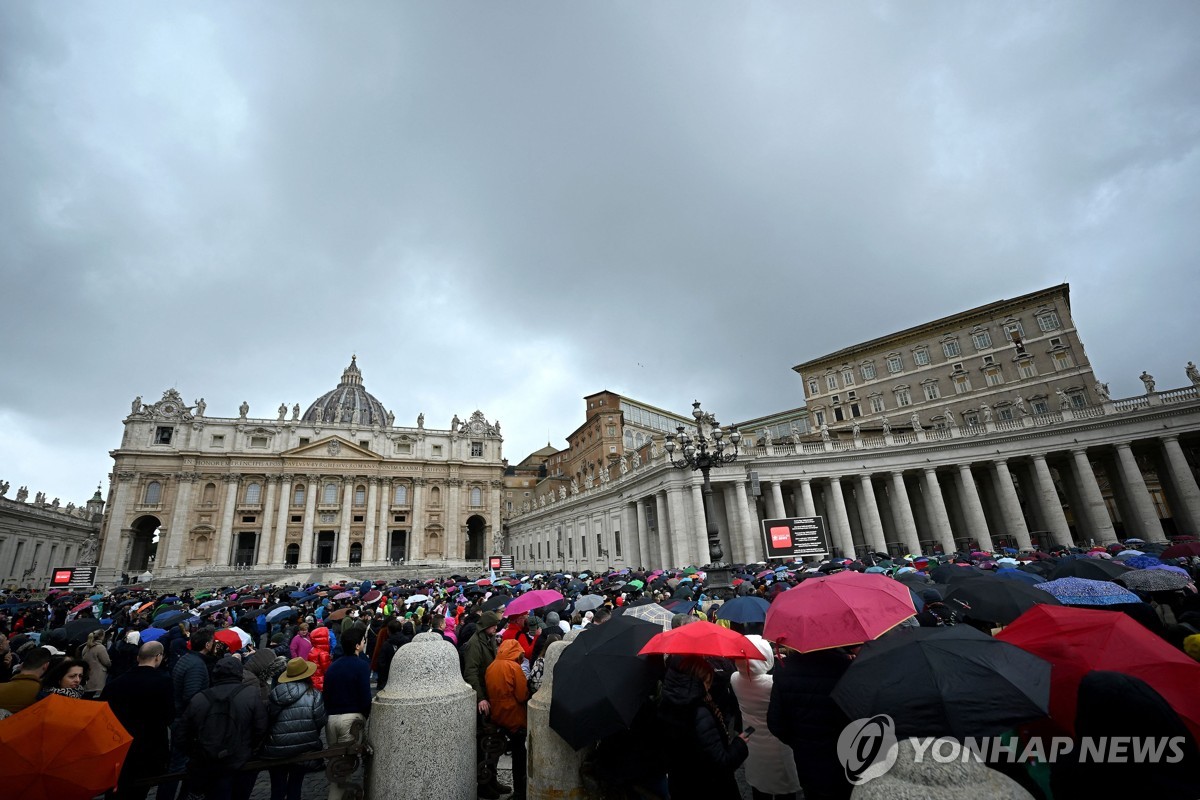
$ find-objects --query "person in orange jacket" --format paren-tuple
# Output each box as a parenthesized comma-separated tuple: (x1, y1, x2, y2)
(485, 639, 529, 799)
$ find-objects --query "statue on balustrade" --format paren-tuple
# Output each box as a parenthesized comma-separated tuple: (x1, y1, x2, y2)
(131, 396, 143, 415)
(35, 491, 45, 505)
(1140, 371, 1156, 393)
(880, 417, 891, 435)
(619, 456, 629, 475)
(631, 450, 642, 469)
(910, 412, 922, 432)
(1012, 397, 1027, 416)
(1095, 381, 1111, 401)
(852, 421, 861, 439)
(762, 428, 773, 446)
(1187, 362, 1200, 387)
(239, 401, 250, 418)
(0, 480, 7, 497)
(16, 486, 28, 502)
(981, 404, 994, 422)
(292, 403, 300, 420)
(791, 424, 802, 444)
(819, 423, 831, 442)
(559, 486, 567, 500)
(278, 403, 287, 421)
(1057, 389, 1070, 409)
(195, 398, 206, 417)
(570, 479, 579, 495)
(417, 412, 425, 428)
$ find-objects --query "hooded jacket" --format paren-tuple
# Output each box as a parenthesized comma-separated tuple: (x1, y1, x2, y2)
(462, 626, 498, 702)
(308, 627, 332, 692)
(241, 649, 285, 703)
(261, 678, 327, 760)
(730, 636, 801, 796)
(484, 640, 528, 731)
(181, 657, 267, 770)
(657, 664, 748, 799)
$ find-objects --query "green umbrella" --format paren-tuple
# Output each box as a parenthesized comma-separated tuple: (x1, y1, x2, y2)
(626, 579, 645, 590)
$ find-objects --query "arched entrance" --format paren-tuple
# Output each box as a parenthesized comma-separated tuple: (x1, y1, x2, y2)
(465, 515, 487, 560)
(286, 543, 300, 566)
(129, 515, 160, 573)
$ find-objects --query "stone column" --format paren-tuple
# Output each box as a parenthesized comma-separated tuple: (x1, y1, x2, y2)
(856, 474, 889, 554)
(300, 476, 318, 567)
(367, 633, 475, 800)
(163, 473, 195, 571)
(620, 503, 637, 567)
(381, 479, 397, 562)
(826, 477, 856, 558)
(271, 474, 292, 566)
(690, 478, 709, 566)
(527, 640, 589, 800)
(991, 460, 1032, 551)
(635, 498, 651, 568)
(770, 481, 788, 519)
(887, 472, 919, 554)
(735, 480, 758, 562)
(920, 468, 956, 555)
(799, 478, 817, 517)
(364, 478, 379, 565)
(1161, 436, 1200, 534)
(214, 475, 241, 567)
(336, 479, 354, 565)
(721, 484, 744, 564)
(954, 465, 994, 551)
(99, 474, 134, 578)
(1070, 449, 1117, 543)
(1113, 443, 1166, 542)
(258, 477, 277, 567)
(666, 486, 692, 567)
(1030, 455, 1074, 547)
(447, 479, 463, 560)
(654, 492, 672, 567)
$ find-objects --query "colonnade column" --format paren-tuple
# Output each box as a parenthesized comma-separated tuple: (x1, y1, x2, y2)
(666, 486, 692, 567)
(991, 460, 1032, 551)
(410, 479, 425, 561)
(920, 468, 956, 555)
(799, 478, 817, 517)
(300, 476, 318, 567)
(721, 485, 744, 564)
(163, 474, 196, 570)
(364, 478, 379, 565)
(887, 472, 919, 554)
(99, 476, 134, 576)
(214, 474, 240, 567)
(826, 477, 855, 558)
(856, 474, 889, 554)
(1070, 448, 1116, 543)
(1113, 443, 1166, 542)
(621, 503, 638, 568)
(654, 492, 672, 568)
(271, 475, 292, 566)
(1161, 436, 1200, 534)
(770, 481, 788, 520)
(635, 498, 651, 569)
(690, 478, 709, 566)
(1029, 455, 1073, 547)
(954, 465, 993, 551)
(447, 479, 462, 560)
(258, 477, 277, 567)
(734, 479, 757, 563)
(335, 479, 354, 565)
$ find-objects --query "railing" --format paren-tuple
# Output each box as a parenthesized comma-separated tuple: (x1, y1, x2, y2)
(1161, 386, 1199, 404)
(927, 428, 952, 441)
(891, 432, 916, 445)
(802, 443, 826, 454)
(961, 424, 988, 436)
(996, 419, 1024, 431)
(1072, 406, 1106, 418)
(1112, 396, 1150, 412)
(1032, 412, 1062, 426)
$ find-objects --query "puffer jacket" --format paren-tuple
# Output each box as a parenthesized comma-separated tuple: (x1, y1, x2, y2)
(657, 665, 748, 799)
(308, 627, 332, 692)
(766, 648, 853, 800)
(261, 679, 326, 760)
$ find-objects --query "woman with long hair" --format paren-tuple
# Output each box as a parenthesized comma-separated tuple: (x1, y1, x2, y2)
(38, 657, 88, 700)
(657, 656, 748, 798)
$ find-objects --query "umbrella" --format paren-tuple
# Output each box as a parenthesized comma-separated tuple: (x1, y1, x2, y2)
(832, 626, 1050, 738)
(942, 578, 1061, 625)
(88, 594, 104, 602)
(1032, 578, 1141, 606)
(404, 594, 431, 605)
(1051, 558, 1131, 581)
(993, 568, 1045, 586)
(362, 590, 382, 604)
(625, 579, 645, 591)
(334, 592, 353, 600)
(763, 571, 916, 653)
(503, 590, 564, 617)
(1121, 554, 1162, 570)
(549, 614, 663, 750)
(213, 628, 251, 651)
(61, 618, 105, 646)
(1161, 542, 1200, 560)
(0, 693, 133, 800)
(660, 599, 698, 614)
(573, 595, 605, 613)
(68, 600, 92, 615)
(266, 605, 295, 623)
(930, 565, 987, 583)
(481, 596, 510, 612)
(197, 599, 225, 610)
(139, 627, 167, 643)
(326, 609, 350, 622)
(715, 596, 771, 624)
(1116, 568, 1192, 593)
(997, 605, 1200, 741)
(152, 609, 191, 628)
(639, 620, 765, 660)
(619, 602, 673, 631)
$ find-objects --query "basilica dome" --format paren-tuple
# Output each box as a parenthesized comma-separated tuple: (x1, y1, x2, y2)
(302, 356, 391, 426)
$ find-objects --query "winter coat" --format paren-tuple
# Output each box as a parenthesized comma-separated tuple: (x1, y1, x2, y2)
(82, 641, 111, 692)
(172, 651, 211, 714)
(108, 640, 140, 683)
(242, 649, 284, 704)
(766, 649, 853, 800)
(657, 666, 748, 799)
(461, 628, 497, 702)
(308, 627, 332, 692)
(290, 632, 313, 661)
(180, 658, 267, 771)
(375, 631, 411, 691)
(100, 665, 175, 775)
(730, 636, 801, 796)
(484, 640, 528, 732)
(261, 679, 327, 760)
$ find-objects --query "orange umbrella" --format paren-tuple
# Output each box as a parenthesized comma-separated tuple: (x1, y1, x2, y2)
(0, 694, 133, 800)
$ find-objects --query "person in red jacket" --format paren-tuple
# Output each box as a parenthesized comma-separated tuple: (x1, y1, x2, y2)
(501, 613, 538, 662)
(308, 626, 333, 692)
(485, 640, 529, 800)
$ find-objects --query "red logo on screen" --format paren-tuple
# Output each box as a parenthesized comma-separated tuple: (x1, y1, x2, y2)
(489, 557, 502, 569)
(769, 527, 792, 548)
(52, 570, 73, 585)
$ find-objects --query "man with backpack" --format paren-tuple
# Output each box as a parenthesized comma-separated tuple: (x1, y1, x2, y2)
(180, 655, 267, 800)
(159, 627, 216, 800)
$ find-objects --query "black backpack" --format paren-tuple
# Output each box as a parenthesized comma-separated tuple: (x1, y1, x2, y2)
(196, 684, 250, 761)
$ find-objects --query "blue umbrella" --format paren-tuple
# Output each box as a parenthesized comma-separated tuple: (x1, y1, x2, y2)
(1032, 577, 1141, 606)
(661, 599, 698, 614)
(1123, 555, 1162, 570)
(994, 568, 1044, 586)
(288, 590, 308, 599)
(153, 609, 190, 627)
(140, 627, 168, 642)
(266, 605, 296, 623)
(715, 596, 770, 624)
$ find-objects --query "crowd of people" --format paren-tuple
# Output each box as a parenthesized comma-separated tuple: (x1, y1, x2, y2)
(2, 536, 1200, 800)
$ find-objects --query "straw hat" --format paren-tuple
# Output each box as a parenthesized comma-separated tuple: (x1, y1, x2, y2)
(278, 657, 318, 683)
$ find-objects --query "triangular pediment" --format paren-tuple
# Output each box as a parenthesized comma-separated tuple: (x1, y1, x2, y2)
(282, 435, 381, 460)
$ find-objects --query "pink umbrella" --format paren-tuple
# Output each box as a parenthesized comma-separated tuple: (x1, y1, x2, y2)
(333, 592, 353, 600)
(763, 571, 917, 653)
(503, 589, 564, 617)
(69, 600, 92, 614)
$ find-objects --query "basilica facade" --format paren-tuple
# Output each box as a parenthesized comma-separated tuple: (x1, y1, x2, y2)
(97, 358, 505, 582)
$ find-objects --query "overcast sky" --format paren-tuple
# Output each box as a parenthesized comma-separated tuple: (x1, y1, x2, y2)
(2, 2, 1198, 505)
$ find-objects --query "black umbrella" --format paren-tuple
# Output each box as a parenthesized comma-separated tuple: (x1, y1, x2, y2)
(1019, 560, 1058, 578)
(1052, 558, 1131, 582)
(62, 618, 106, 646)
(481, 595, 510, 612)
(894, 572, 933, 588)
(930, 565, 987, 584)
(831, 626, 1050, 739)
(549, 614, 662, 750)
(942, 578, 1061, 625)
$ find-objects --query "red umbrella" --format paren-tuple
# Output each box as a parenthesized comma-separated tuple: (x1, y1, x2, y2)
(362, 590, 382, 603)
(213, 629, 247, 652)
(763, 571, 916, 653)
(638, 620, 765, 660)
(1161, 542, 1200, 560)
(503, 590, 563, 617)
(68, 600, 92, 614)
(997, 605, 1200, 741)
(476, 578, 492, 587)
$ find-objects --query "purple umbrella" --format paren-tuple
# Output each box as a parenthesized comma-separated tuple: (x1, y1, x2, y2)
(1032, 577, 1141, 606)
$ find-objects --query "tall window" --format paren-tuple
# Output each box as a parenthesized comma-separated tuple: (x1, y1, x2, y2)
(870, 395, 885, 413)
(826, 374, 839, 391)
(615, 531, 622, 557)
(913, 348, 930, 366)
(985, 368, 1005, 386)
(354, 485, 366, 505)
(887, 355, 903, 374)
(998, 407, 1014, 422)
(942, 339, 961, 357)
(323, 483, 338, 504)
(1004, 321, 1025, 341)
(954, 375, 971, 394)
(204, 482, 217, 504)
(292, 484, 305, 505)
(861, 362, 876, 380)
(144, 481, 161, 505)
(1032, 398, 1049, 415)
(895, 388, 912, 407)
(244, 482, 261, 504)
(471, 441, 484, 457)
(972, 331, 992, 350)
(842, 370, 854, 387)
(1037, 312, 1060, 331)
(813, 410, 826, 427)
(394, 484, 408, 505)
(1052, 351, 1074, 370)
(923, 382, 941, 401)
(807, 378, 820, 396)
(470, 486, 482, 506)
(1018, 360, 1038, 379)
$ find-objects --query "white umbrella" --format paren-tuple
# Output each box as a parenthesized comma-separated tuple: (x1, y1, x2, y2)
(266, 605, 294, 623)
(198, 599, 224, 609)
(405, 594, 430, 605)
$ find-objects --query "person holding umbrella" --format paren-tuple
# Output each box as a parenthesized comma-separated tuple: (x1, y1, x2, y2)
(731, 636, 801, 800)
(656, 656, 749, 798)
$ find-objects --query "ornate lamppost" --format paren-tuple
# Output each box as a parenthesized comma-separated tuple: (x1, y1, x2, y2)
(664, 401, 741, 594)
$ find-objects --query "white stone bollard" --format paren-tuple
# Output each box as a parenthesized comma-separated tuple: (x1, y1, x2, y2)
(367, 632, 476, 800)
(527, 639, 592, 800)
